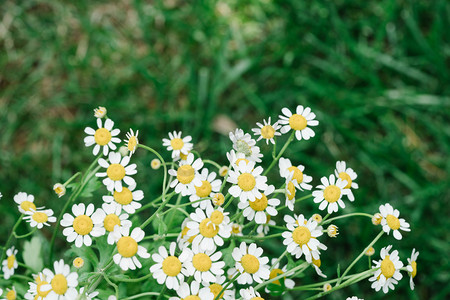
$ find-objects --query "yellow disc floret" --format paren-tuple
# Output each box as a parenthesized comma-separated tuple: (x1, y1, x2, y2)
(113, 187, 133, 205)
(32, 212, 48, 223)
(195, 180, 212, 198)
(323, 185, 341, 203)
(117, 236, 138, 258)
(288, 166, 304, 183)
(184, 296, 201, 300)
(292, 226, 311, 246)
(104, 214, 121, 232)
(162, 256, 182, 276)
(192, 253, 212, 272)
(209, 283, 224, 299)
(20, 201, 36, 212)
(210, 211, 224, 225)
(170, 138, 184, 150)
(6, 289, 16, 300)
(51, 274, 68, 295)
(199, 218, 219, 238)
(237, 173, 256, 191)
(338, 172, 352, 189)
(241, 254, 260, 274)
(94, 128, 112, 146)
(7, 255, 15, 269)
(386, 215, 401, 230)
(269, 268, 284, 285)
(249, 194, 268, 211)
(289, 114, 307, 130)
(73, 257, 84, 268)
(213, 193, 225, 206)
(177, 165, 195, 184)
(410, 261, 417, 278)
(73, 215, 93, 235)
(380, 255, 395, 278)
(287, 182, 296, 200)
(261, 125, 275, 139)
(107, 164, 126, 181)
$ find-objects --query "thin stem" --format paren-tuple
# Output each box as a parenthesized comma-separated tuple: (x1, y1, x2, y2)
(14, 227, 37, 239)
(142, 233, 179, 241)
(113, 273, 153, 282)
(140, 196, 171, 229)
(138, 144, 168, 200)
(203, 159, 221, 170)
(215, 272, 240, 300)
(122, 292, 166, 300)
(102, 273, 119, 299)
(277, 194, 313, 211)
(263, 131, 295, 176)
(63, 172, 82, 187)
(322, 213, 373, 225)
(235, 233, 282, 241)
(157, 286, 167, 300)
(270, 250, 288, 270)
(0, 214, 23, 263)
(254, 262, 308, 291)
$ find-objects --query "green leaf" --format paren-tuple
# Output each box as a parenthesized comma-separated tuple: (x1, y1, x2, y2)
(23, 236, 44, 272)
(79, 177, 102, 198)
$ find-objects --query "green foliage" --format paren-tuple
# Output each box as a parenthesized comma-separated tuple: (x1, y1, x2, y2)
(23, 236, 44, 273)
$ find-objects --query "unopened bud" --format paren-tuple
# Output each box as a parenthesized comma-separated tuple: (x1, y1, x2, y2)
(372, 213, 382, 225)
(151, 159, 161, 170)
(53, 183, 66, 198)
(219, 166, 229, 177)
(327, 225, 339, 237)
(365, 246, 375, 256)
(93, 106, 107, 118)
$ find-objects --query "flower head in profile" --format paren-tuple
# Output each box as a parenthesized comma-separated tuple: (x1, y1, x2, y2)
(252, 117, 281, 144)
(112, 226, 150, 271)
(407, 248, 419, 290)
(24, 273, 50, 300)
(93, 106, 107, 118)
(24, 208, 56, 229)
(162, 131, 193, 160)
(279, 157, 313, 191)
(2, 246, 18, 280)
(84, 118, 121, 156)
(14, 192, 41, 214)
(369, 245, 404, 294)
(41, 259, 79, 299)
(278, 105, 319, 140)
(53, 183, 66, 198)
(379, 203, 410, 240)
(124, 129, 139, 157)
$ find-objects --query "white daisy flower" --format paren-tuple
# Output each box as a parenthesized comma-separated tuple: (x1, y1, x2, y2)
(186, 205, 231, 252)
(84, 118, 121, 156)
(346, 297, 363, 300)
(284, 172, 297, 211)
(226, 150, 250, 170)
(184, 248, 225, 283)
(379, 203, 411, 240)
(168, 281, 214, 300)
(150, 242, 191, 290)
(369, 245, 404, 293)
(407, 248, 419, 290)
(229, 128, 263, 162)
(92, 203, 132, 244)
(240, 286, 262, 300)
(334, 161, 358, 201)
(232, 242, 270, 284)
(25, 273, 51, 300)
(124, 129, 139, 157)
(177, 218, 196, 249)
(41, 259, 79, 300)
(238, 185, 280, 224)
(61, 203, 105, 248)
(279, 157, 313, 190)
(252, 117, 282, 144)
(189, 168, 222, 209)
(204, 275, 235, 300)
(78, 287, 99, 300)
(265, 258, 295, 294)
(278, 105, 319, 140)
(162, 131, 193, 159)
(168, 153, 204, 196)
(231, 223, 243, 236)
(2, 246, 18, 279)
(24, 208, 56, 229)
(256, 216, 276, 235)
(3, 287, 16, 300)
(102, 184, 144, 214)
(14, 192, 41, 214)
(312, 174, 352, 214)
(93, 106, 107, 118)
(112, 226, 150, 271)
(282, 214, 327, 263)
(96, 151, 137, 192)
(227, 160, 268, 202)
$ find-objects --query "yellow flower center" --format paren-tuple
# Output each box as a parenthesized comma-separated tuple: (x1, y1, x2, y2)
(6, 290, 16, 300)
(192, 253, 212, 272)
(269, 268, 284, 285)
(51, 274, 68, 295)
(323, 185, 341, 203)
(195, 180, 212, 198)
(181, 227, 195, 243)
(292, 226, 311, 246)
(73, 215, 93, 235)
(94, 128, 112, 146)
(386, 214, 401, 230)
(32, 212, 48, 223)
(73, 257, 84, 268)
(411, 261, 417, 278)
(184, 296, 201, 300)
(209, 283, 224, 299)
(338, 172, 352, 189)
(249, 193, 268, 211)
(107, 164, 126, 181)
(235, 158, 250, 166)
(117, 236, 138, 258)
(36, 279, 51, 297)
(180, 152, 189, 160)
(231, 224, 241, 234)
(104, 214, 121, 232)
(251, 298, 264, 300)
(261, 125, 275, 139)
(127, 136, 138, 151)
(20, 201, 36, 212)
(7, 255, 15, 269)
(171, 138, 184, 150)
(380, 255, 396, 279)
(177, 165, 195, 184)
(162, 256, 182, 276)
(312, 214, 322, 223)
(199, 218, 219, 238)
(237, 173, 256, 191)
(288, 166, 304, 183)
(210, 211, 224, 225)
(287, 182, 296, 200)
(113, 187, 133, 205)
(213, 193, 225, 206)
(289, 114, 307, 130)
(54, 186, 64, 195)
(241, 254, 260, 274)
(312, 258, 321, 268)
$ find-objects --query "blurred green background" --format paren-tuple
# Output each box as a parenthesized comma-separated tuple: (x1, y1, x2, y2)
(0, 0, 449, 298)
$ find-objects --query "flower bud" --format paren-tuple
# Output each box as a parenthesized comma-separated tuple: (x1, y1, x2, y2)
(327, 225, 339, 237)
(312, 213, 322, 223)
(151, 159, 161, 170)
(365, 246, 375, 256)
(323, 283, 332, 292)
(219, 166, 229, 177)
(94, 106, 107, 118)
(372, 213, 382, 225)
(73, 257, 84, 268)
(53, 183, 66, 198)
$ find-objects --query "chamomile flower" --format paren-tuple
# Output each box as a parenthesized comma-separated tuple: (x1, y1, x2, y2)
(24, 208, 56, 229)
(92, 203, 132, 244)
(407, 248, 419, 290)
(102, 184, 144, 214)
(238, 185, 280, 224)
(93, 106, 107, 118)
(227, 160, 268, 202)
(84, 118, 121, 156)
(312, 174, 352, 214)
(212, 193, 225, 206)
(24, 273, 50, 300)
(96, 152, 137, 192)
(278, 105, 318, 140)
(369, 245, 404, 293)
(334, 161, 358, 201)
(3, 287, 16, 300)
(256, 216, 276, 235)
(112, 226, 150, 271)
(61, 203, 105, 248)
(284, 173, 297, 211)
(124, 129, 139, 157)
(279, 157, 313, 190)
(231, 223, 243, 236)
(41, 259, 79, 299)
(327, 225, 339, 237)
(162, 131, 193, 159)
(73, 257, 84, 269)
(184, 248, 225, 283)
(240, 286, 263, 300)
(252, 117, 281, 144)
(53, 183, 66, 198)
(365, 247, 376, 257)
(2, 246, 18, 279)
(219, 166, 229, 177)
(168, 281, 214, 300)
(178, 218, 196, 249)
(189, 168, 222, 209)
(265, 258, 295, 294)
(151, 159, 161, 170)
(282, 214, 327, 263)
(379, 203, 411, 240)
(150, 242, 190, 290)
(78, 287, 99, 300)
(186, 205, 231, 252)
(311, 256, 327, 278)
(14, 192, 41, 214)
(168, 153, 204, 196)
(226, 150, 250, 169)
(204, 275, 235, 300)
(232, 242, 270, 284)
(229, 128, 263, 162)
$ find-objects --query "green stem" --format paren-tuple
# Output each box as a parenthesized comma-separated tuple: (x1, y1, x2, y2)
(254, 262, 308, 291)
(215, 272, 240, 300)
(321, 213, 373, 225)
(277, 194, 313, 211)
(102, 273, 119, 299)
(0, 273, 33, 281)
(203, 159, 221, 170)
(0, 214, 23, 263)
(63, 172, 82, 187)
(138, 144, 168, 200)
(123, 292, 166, 300)
(270, 250, 288, 270)
(235, 232, 283, 241)
(263, 131, 295, 176)
(14, 227, 37, 239)
(140, 196, 171, 229)
(112, 273, 153, 282)
(157, 286, 167, 300)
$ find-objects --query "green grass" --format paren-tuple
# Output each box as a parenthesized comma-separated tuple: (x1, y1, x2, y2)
(0, 0, 449, 298)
